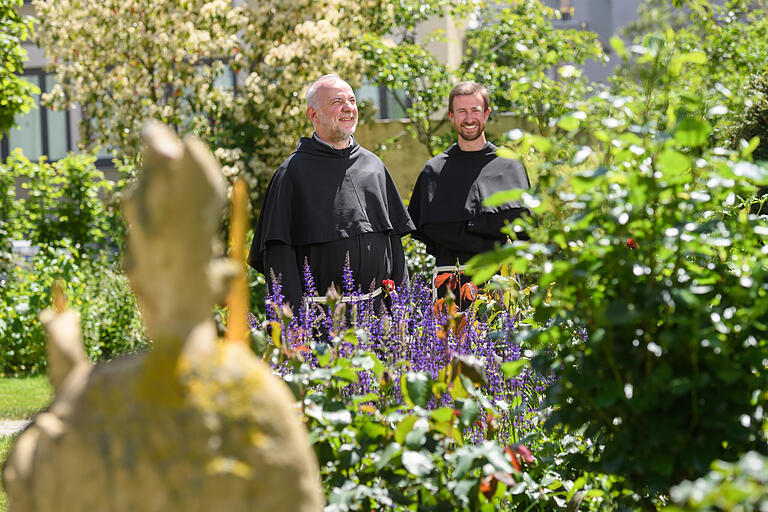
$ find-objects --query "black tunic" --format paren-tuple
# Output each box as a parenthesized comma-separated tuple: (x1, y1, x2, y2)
(408, 142, 531, 266)
(249, 136, 414, 309)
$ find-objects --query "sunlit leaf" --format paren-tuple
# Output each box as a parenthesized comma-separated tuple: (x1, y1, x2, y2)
(557, 115, 580, 132)
(403, 372, 432, 408)
(501, 360, 529, 379)
(674, 117, 712, 147)
(531, 136, 552, 153)
(484, 188, 524, 207)
(610, 36, 628, 59)
(658, 149, 691, 176)
(402, 450, 434, 476)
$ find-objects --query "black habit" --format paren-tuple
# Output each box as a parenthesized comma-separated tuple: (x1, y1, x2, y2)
(408, 141, 531, 266)
(249, 136, 414, 309)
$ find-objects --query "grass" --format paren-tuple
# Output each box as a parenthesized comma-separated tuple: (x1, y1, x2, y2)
(0, 376, 52, 420)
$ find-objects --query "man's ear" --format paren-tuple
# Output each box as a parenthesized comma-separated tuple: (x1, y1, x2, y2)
(448, 111, 455, 123)
(484, 108, 491, 121)
(307, 106, 317, 122)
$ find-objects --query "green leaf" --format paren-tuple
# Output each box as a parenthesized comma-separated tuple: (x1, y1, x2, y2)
(333, 367, 358, 383)
(557, 115, 580, 132)
(658, 149, 691, 176)
(531, 136, 552, 153)
(402, 372, 432, 408)
(450, 374, 470, 399)
(451, 354, 488, 386)
(432, 420, 464, 445)
(501, 360, 529, 379)
(430, 406, 455, 422)
(741, 136, 760, 157)
(404, 424, 427, 448)
(456, 398, 480, 427)
(455, 451, 479, 479)
(669, 51, 707, 75)
(315, 342, 331, 366)
(674, 117, 712, 147)
(395, 415, 419, 445)
(610, 36, 628, 59)
(484, 188, 524, 207)
(374, 442, 402, 472)
(496, 146, 519, 160)
(342, 328, 359, 345)
(402, 450, 434, 477)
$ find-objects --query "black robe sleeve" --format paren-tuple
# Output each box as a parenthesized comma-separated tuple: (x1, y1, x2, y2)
(390, 233, 409, 288)
(263, 241, 303, 311)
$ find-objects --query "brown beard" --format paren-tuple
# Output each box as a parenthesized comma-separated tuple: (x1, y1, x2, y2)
(458, 123, 484, 141)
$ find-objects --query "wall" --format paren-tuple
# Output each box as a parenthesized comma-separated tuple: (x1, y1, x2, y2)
(355, 114, 527, 198)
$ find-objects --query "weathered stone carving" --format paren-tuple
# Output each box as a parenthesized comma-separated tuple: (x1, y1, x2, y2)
(2, 121, 323, 512)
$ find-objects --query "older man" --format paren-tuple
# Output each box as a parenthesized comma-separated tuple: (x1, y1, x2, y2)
(408, 81, 531, 271)
(249, 74, 414, 310)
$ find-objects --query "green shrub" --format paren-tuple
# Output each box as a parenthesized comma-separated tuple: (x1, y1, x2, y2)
(3, 151, 123, 253)
(667, 451, 768, 511)
(468, 34, 768, 495)
(0, 151, 145, 376)
(0, 242, 148, 376)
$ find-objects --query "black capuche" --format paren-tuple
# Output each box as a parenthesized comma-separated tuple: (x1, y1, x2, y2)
(249, 136, 414, 309)
(408, 141, 531, 266)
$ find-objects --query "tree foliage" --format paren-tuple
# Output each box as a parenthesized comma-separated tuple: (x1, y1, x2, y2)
(0, 0, 38, 136)
(361, 0, 605, 157)
(33, 0, 377, 206)
(468, 34, 768, 495)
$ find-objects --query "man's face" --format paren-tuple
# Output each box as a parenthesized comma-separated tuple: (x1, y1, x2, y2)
(449, 92, 490, 142)
(307, 80, 358, 145)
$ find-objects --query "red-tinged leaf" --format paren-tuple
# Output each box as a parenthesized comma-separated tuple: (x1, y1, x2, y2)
(479, 474, 498, 499)
(436, 327, 447, 340)
(454, 314, 468, 337)
(467, 281, 480, 300)
(433, 298, 445, 316)
(447, 274, 459, 290)
(515, 444, 535, 464)
(434, 272, 453, 288)
(505, 446, 522, 472)
(460, 282, 479, 302)
(293, 345, 310, 352)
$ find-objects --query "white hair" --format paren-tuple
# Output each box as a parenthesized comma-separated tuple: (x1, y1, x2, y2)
(305, 74, 344, 108)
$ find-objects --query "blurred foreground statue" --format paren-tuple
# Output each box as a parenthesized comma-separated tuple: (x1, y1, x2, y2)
(2, 121, 323, 512)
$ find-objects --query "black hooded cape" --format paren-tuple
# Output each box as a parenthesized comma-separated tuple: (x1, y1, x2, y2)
(408, 142, 531, 265)
(249, 136, 414, 308)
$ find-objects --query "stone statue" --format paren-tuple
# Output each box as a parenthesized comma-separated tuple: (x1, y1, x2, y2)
(2, 121, 324, 512)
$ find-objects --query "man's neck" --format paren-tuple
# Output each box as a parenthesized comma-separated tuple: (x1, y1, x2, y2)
(314, 132, 352, 149)
(457, 134, 487, 152)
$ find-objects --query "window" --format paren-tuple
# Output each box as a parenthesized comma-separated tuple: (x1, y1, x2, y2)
(357, 82, 412, 120)
(1, 70, 73, 162)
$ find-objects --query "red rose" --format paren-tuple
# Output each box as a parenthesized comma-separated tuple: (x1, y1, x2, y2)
(627, 238, 639, 249)
(382, 279, 395, 292)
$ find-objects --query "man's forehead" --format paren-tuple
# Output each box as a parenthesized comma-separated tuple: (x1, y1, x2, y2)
(453, 93, 485, 109)
(317, 80, 354, 98)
